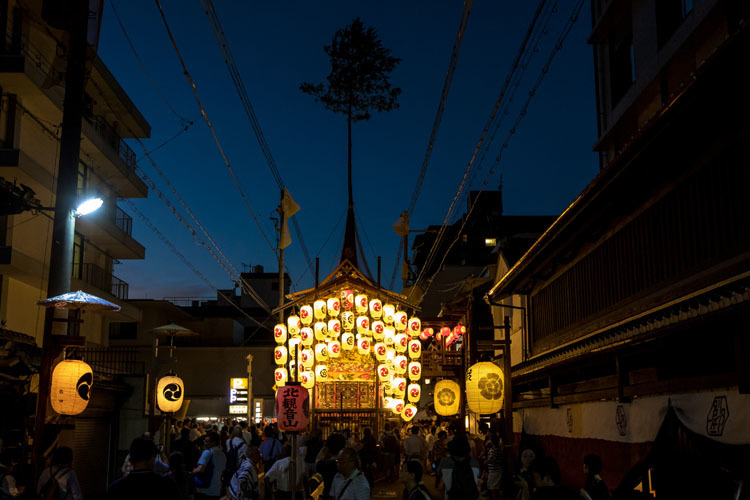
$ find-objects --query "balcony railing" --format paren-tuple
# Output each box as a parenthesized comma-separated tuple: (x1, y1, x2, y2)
(88, 115, 137, 171)
(114, 206, 133, 236)
(75, 347, 144, 376)
(72, 263, 129, 300)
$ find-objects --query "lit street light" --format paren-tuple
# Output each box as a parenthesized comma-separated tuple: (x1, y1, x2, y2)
(74, 197, 103, 217)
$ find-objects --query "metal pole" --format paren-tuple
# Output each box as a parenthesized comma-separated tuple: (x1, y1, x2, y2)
(290, 433, 297, 500)
(32, 0, 89, 472)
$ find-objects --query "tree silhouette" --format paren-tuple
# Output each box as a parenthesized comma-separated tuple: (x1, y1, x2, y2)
(301, 17, 401, 204)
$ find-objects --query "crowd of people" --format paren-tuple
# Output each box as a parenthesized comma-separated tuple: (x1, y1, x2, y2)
(0, 417, 618, 500)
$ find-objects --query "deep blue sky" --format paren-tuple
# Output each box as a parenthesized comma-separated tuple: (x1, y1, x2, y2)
(97, 1, 599, 299)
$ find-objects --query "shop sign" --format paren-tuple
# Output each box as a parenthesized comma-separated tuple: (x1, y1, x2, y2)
(229, 405, 248, 414)
(230, 378, 249, 405)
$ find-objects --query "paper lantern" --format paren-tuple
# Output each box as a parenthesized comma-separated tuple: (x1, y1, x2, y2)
(341, 333, 355, 350)
(328, 319, 341, 337)
(377, 364, 391, 381)
(383, 303, 395, 324)
(407, 383, 421, 403)
(356, 316, 370, 334)
(274, 346, 288, 365)
(384, 396, 394, 409)
(394, 355, 407, 374)
(315, 343, 329, 362)
(366, 298, 381, 318)
(394, 311, 408, 331)
(313, 300, 327, 319)
(408, 317, 421, 337)
(315, 365, 329, 382)
(420, 327, 434, 341)
(300, 371, 315, 389)
(274, 367, 288, 387)
(408, 361, 422, 381)
(386, 347, 396, 362)
(341, 312, 355, 331)
(299, 305, 313, 325)
(408, 339, 422, 359)
(287, 315, 301, 336)
(466, 362, 504, 414)
(454, 325, 467, 337)
(274, 324, 287, 344)
(438, 326, 451, 340)
(392, 398, 405, 415)
(393, 377, 406, 396)
(446, 332, 460, 347)
(50, 360, 93, 416)
(357, 337, 371, 355)
(371, 321, 385, 340)
(355, 294, 368, 313)
(340, 289, 354, 310)
(402, 404, 417, 421)
(328, 340, 341, 358)
(394, 333, 408, 352)
(156, 375, 184, 413)
(300, 349, 314, 368)
(275, 385, 309, 431)
(374, 343, 387, 361)
(300, 327, 314, 346)
(327, 298, 340, 316)
(288, 337, 301, 356)
(434, 380, 460, 416)
(314, 322, 328, 341)
(384, 327, 395, 345)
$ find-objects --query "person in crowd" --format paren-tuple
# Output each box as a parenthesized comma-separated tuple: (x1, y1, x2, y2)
(315, 433, 347, 500)
(425, 427, 437, 473)
(189, 421, 202, 443)
(431, 431, 448, 486)
(37, 447, 83, 500)
(264, 444, 305, 500)
(483, 433, 502, 500)
(403, 426, 427, 465)
(174, 428, 200, 470)
(305, 429, 324, 478)
(225, 426, 248, 482)
(193, 432, 227, 500)
(107, 438, 178, 500)
(580, 454, 609, 500)
(513, 448, 536, 500)
(357, 428, 377, 487)
(329, 448, 369, 500)
(167, 451, 195, 500)
(379, 423, 401, 482)
(400, 460, 431, 500)
(239, 422, 253, 446)
(228, 444, 259, 500)
(436, 434, 480, 500)
(260, 426, 283, 473)
(516, 456, 577, 500)
(0, 452, 24, 498)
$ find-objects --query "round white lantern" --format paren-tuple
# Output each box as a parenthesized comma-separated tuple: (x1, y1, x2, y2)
(377, 364, 391, 381)
(287, 315, 301, 336)
(402, 404, 417, 421)
(314, 300, 327, 319)
(50, 360, 94, 416)
(394, 333, 408, 352)
(374, 343, 387, 361)
(408, 339, 422, 359)
(386, 347, 396, 363)
(466, 362, 504, 414)
(315, 343, 329, 362)
(355, 294, 369, 313)
(408, 361, 422, 381)
(274, 367, 288, 387)
(300, 327, 314, 346)
(393, 377, 407, 396)
(340, 289, 354, 310)
(357, 337, 371, 355)
(394, 355, 408, 374)
(341, 312, 355, 331)
(383, 303, 395, 324)
(394, 311, 408, 331)
(327, 297, 341, 316)
(299, 305, 313, 325)
(300, 370, 315, 389)
(384, 327, 395, 345)
(341, 333, 355, 350)
(157, 375, 184, 413)
(314, 322, 328, 341)
(408, 317, 421, 337)
(407, 383, 421, 403)
(300, 349, 314, 368)
(328, 340, 341, 358)
(288, 337, 301, 357)
(274, 324, 287, 344)
(369, 299, 383, 318)
(274, 346, 288, 365)
(315, 365, 329, 382)
(392, 398, 405, 415)
(371, 321, 385, 340)
(356, 316, 370, 334)
(328, 319, 341, 337)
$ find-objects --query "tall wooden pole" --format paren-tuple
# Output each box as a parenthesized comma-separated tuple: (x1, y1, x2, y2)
(502, 316, 514, 484)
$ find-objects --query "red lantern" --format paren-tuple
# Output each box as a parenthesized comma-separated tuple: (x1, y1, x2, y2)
(275, 384, 310, 432)
(439, 326, 451, 340)
(454, 325, 466, 336)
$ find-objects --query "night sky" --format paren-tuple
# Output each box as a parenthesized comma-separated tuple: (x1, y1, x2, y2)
(96, 0, 599, 299)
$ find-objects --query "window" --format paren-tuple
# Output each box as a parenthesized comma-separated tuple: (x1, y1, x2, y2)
(77, 161, 88, 196)
(109, 322, 137, 339)
(484, 237, 497, 247)
(609, 33, 635, 106)
(72, 233, 84, 279)
(656, 0, 693, 49)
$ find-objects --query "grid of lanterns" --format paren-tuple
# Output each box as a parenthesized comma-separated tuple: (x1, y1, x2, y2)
(274, 290, 424, 421)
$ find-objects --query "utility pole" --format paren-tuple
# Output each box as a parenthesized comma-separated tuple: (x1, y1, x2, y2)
(502, 315, 514, 485)
(33, 0, 90, 472)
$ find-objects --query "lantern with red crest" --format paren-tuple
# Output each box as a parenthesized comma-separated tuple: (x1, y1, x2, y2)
(300, 327, 313, 346)
(328, 340, 341, 358)
(394, 355, 408, 374)
(300, 349, 314, 368)
(340, 290, 354, 310)
(392, 398, 405, 415)
(394, 311, 408, 331)
(393, 377, 407, 396)
(369, 299, 382, 318)
(402, 404, 417, 421)
(377, 364, 391, 381)
(356, 316, 370, 335)
(394, 333, 408, 353)
(300, 371, 315, 389)
(408, 361, 422, 381)
(274, 367, 288, 386)
(408, 317, 421, 337)
(328, 319, 341, 337)
(327, 298, 340, 316)
(274, 346, 288, 365)
(274, 324, 287, 344)
(408, 339, 421, 359)
(374, 343, 387, 361)
(357, 337, 371, 355)
(299, 305, 313, 325)
(287, 315, 301, 336)
(407, 383, 421, 403)
(355, 294, 368, 314)
(371, 321, 385, 340)
(275, 384, 309, 431)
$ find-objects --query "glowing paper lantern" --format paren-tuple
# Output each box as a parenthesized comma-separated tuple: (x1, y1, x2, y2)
(371, 321, 385, 340)
(393, 377, 407, 396)
(386, 347, 396, 363)
(438, 326, 451, 340)
(355, 294, 368, 313)
(287, 315, 301, 336)
(289, 337, 301, 356)
(274, 367, 288, 387)
(357, 337, 371, 355)
(327, 298, 341, 316)
(420, 328, 434, 341)
(275, 385, 309, 432)
(394, 355, 408, 374)
(314, 300, 327, 319)
(274, 346, 288, 365)
(408, 361, 422, 381)
(300, 371, 315, 389)
(341, 333, 355, 350)
(434, 380, 460, 416)
(407, 383, 421, 403)
(392, 398, 405, 415)
(341, 312, 355, 331)
(383, 303, 395, 324)
(156, 375, 184, 413)
(408, 317, 421, 337)
(384, 327, 395, 345)
(300, 349, 314, 368)
(328, 340, 341, 358)
(394, 311, 408, 331)
(315, 343, 329, 362)
(394, 333, 408, 352)
(315, 365, 329, 382)
(368, 299, 382, 319)
(356, 316, 370, 334)
(300, 327, 314, 346)
(377, 364, 391, 381)
(374, 343, 387, 361)
(384, 396, 394, 409)
(340, 289, 354, 310)
(274, 324, 287, 344)
(466, 362, 504, 414)
(408, 339, 422, 359)
(299, 305, 313, 325)
(328, 319, 341, 337)
(402, 404, 417, 421)
(314, 322, 328, 341)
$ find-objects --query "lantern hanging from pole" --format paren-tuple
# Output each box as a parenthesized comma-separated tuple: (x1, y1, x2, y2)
(314, 300, 327, 319)
(374, 343, 387, 361)
(407, 383, 421, 403)
(274, 346, 288, 365)
(300, 349, 314, 368)
(372, 321, 385, 340)
(340, 290, 354, 310)
(315, 365, 329, 382)
(328, 319, 341, 337)
(408, 361, 422, 381)
(156, 375, 184, 413)
(341, 333, 355, 350)
(327, 297, 340, 316)
(434, 380, 460, 416)
(300, 371, 315, 389)
(274, 324, 287, 344)
(466, 362, 504, 414)
(454, 325, 467, 337)
(393, 377, 406, 396)
(438, 326, 451, 340)
(394, 311, 408, 331)
(446, 332, 460, 347)
(408, 317, 421, 337)
(299, 305, 313, 325)
(357, 337, 371, 355)
(274, 368, 288, 387)
(275, 384, 309, 432)
(383, 304, 395, 324)
(300, 327, 313, 346)
(341, 312, 355, 331)
(328, 340, 341, 358)
(377, 364, 390, 381)
(408, 340, 421, 359)
(315, 343, 329, 362)
(287, 315, 301, 336)
(392, 398, 405, 415)
(50, 359, 93, 416)
(394, 334, 408, 353)
(288, 337, 300, 357)
(356, 316, 370, 334)
(369, 299, 382, 318)
(314, 322, 328, 341)
(420, 327, 434, 341)
(355, 294, 368, 314)
(384, 327, 395, 345)
(394, 355, 407, 374)
(402, 404, 417, 421)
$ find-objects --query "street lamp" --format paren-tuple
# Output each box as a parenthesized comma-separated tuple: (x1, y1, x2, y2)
(74, 197, 103, 217)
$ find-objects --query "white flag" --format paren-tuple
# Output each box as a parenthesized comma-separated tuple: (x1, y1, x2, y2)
(280, 188, 300, 249)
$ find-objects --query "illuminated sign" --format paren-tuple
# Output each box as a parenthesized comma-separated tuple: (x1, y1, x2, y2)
(229, 378, 249, 405)
(231, 378, 248, 389)
(229, 405, 248, 415)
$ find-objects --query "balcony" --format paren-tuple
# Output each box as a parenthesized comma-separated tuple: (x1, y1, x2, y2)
(75, 204, 145, 260)
(114, 206, 133, 236)
(72, 262, 129, 300)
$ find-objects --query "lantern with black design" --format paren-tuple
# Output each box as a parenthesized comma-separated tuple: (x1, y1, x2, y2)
(50, 359, 94, 416)
(157, 374, 185, 413)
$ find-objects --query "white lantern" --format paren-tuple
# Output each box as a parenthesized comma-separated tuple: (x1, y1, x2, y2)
(408, 339, 422, 359)
(299, 305, 313, 325)
(377, 364, 391, 381)
(327, 297, 341, 316)
(274, 367, 288, 387)
(156, 375, 184, 413)
(274, 346, 288, 365)
(374, 343, 387, 361)
(300, 370, 315, 389)
(408, 361, 422, 381)
(50, 360, 93, 416)
(386, 347, 396, 363)
(356, 316, 370, 334)
(287, 315, 301, 336)
(402, 404, 417, 422)
(274, 324, 287, 344)
(341, 312, 355, 331)
(393, 377, 407, 396)
(407, 383, 421, 403)
(371, 321, 385, 340)
(300, 327, 314, 346)
(384, 396, 394, 409)
(340, 289, 354, 310)
(314, 322, 328, 341)
(300, 349, 314, 368)
(408, 317, 421, 337)
(394, 311, 408, 331)
(355, 294, 369, 313)
(315, 365, 329, 382)
(394, 355, 408, 374)
(313, 300, 327, 319)
(384, 327, 395, 345)
(383, 303, 395, 324)
(369, 299, 383, 318)
(341, 333, 355, 350)
(328, 340, 341, 358)
(394, 333, 408, 352)
(288, 337, 301, 357)
(315, 343, 329, 362)
(328, 319, 341, 337)
(392, 398, 405, 415)
(357, 337, 372, 355)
